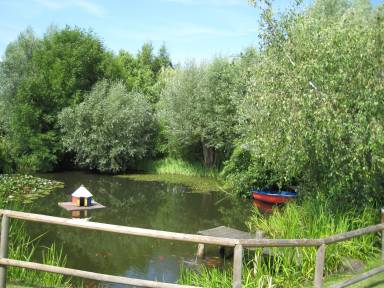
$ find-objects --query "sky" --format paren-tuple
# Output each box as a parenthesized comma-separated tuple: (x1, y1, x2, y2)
(0, 0, 382, 63)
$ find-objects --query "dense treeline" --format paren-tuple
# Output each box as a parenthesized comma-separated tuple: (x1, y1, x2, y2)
(1, 0, 383, 207)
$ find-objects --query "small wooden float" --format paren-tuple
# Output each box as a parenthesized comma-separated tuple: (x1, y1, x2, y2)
(252, 190, 297, 204)
(58, 185, 105, 212)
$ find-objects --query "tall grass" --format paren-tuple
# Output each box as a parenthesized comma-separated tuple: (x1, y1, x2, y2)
(180, 201, 380, 288)
(139, 158, 218, 178)
(0, 175, 70, 287)
(8, 221, 70, 287)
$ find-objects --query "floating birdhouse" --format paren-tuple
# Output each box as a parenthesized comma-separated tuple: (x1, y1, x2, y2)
(71, 185, 93, 207)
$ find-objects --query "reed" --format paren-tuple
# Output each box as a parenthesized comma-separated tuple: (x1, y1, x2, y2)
(139, 158, 218, 178)
(180, 201, 380, 287)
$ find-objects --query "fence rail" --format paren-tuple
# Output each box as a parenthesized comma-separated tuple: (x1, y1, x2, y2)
(0, 208, 383, 288)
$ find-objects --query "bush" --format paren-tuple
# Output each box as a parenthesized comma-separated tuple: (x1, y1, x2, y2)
(234, 1, 384, 207)
(59, 80, 155, 173)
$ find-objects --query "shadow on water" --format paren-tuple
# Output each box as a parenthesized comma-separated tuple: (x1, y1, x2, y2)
(23, 171, 251, 287)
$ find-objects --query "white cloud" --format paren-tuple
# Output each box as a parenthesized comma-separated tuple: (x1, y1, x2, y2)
(34, 0, 106, 17)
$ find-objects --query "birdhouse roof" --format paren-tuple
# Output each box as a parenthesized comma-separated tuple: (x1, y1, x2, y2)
(72, 185, 93, 198)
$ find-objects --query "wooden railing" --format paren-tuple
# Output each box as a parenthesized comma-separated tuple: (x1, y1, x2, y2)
(0, 209, 383, 288)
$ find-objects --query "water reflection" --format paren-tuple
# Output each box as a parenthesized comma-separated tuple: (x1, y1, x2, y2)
(22, 172, 251, 286)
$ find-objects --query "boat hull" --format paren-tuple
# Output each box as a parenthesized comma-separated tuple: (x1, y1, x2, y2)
(252, 191, 296, 204)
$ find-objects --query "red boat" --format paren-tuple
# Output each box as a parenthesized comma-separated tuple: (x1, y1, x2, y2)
(252, 190, 297, 204)
(252, 200, 274, 213)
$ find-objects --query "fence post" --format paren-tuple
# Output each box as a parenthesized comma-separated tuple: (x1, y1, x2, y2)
(381, 208, 384, 261)
(0, 215, 9, 288)
(233, 244, 243, 288)
(314, 244, 326, 288)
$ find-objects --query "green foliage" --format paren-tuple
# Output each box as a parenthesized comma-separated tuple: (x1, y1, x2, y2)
(180, 201, 379, 288)
(224, 0, 384, 206)
(8, 223, 70, 287)
(117, 43, 172, 104)
(246, 201, 379, 287)
(138, 157, 218, 177)
(0, 26, 109, 172)
(221, 146, 280, 196)
(59, 80, 155, 173)
(0, 175, 69, 287)
(158, 58, 241, 166)
(0, 174, 63, 204)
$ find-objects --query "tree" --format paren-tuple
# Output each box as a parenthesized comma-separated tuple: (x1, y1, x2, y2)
(232, 0, 384, 206)
(58, 80, 155, 173)
(117, 43, 172, 104)
(0, 26, 109, 171)
(158, 58, 241, 166)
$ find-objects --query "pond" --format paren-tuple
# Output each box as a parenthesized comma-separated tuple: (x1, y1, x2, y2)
(23, 171, 251, 287)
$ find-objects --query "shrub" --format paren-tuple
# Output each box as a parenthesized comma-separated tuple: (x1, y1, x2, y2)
(59, 80, 155, 173)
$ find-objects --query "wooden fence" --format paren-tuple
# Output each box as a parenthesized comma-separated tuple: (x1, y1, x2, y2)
(0, 209, 383, 288)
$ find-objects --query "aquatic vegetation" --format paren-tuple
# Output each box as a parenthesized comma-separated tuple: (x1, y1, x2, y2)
(138, 157, 219, 178)
(0, 174, 63, 204)
(0, 174, 69, 287)
(180, 201, 379, 288)
(117, 173, 221, 192)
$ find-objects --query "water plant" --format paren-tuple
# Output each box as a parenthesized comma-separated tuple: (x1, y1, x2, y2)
(0, 174, 70, 287)
(138, 157, 218, 178)
(180, 201, 380, 288)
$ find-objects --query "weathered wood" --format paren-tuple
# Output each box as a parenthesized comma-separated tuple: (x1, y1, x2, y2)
(196, 244, 205, 258)
(323, 224, 384, 244)
(240, 238, 323, 247)
(198, 226, 259, 239)
(0, 216, 9, 288)
(330, 265, 384, 288)
(58, 201, 105, 211)
(314, 244, 326, 288)
(233, 244, 243, 288)
(0, 210, 239, 246)
(381, 209, 384, 261)
(0, 258, 198, 288)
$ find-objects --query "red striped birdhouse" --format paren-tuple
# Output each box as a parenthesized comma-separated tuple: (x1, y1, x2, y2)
(71, 185, 93, 207)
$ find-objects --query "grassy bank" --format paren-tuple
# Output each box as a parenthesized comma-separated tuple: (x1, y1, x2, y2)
(119, 158, 221, 192)
(138, 158, 218, 178)
(0, 174, 70, 287)
(180, 201, 380, 287)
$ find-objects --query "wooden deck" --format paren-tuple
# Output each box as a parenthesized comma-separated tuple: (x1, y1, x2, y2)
(198, 226, 263, 240)
(58, 201, 105, 211)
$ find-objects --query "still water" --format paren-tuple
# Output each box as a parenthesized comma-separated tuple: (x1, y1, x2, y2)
(24, 172, 251, 287)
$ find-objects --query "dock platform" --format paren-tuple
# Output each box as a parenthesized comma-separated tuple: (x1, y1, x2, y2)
(196, 226, 264, 258)
(58, 201, 105, 211)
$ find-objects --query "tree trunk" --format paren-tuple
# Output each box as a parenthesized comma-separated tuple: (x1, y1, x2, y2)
(202, 143, 216, 167)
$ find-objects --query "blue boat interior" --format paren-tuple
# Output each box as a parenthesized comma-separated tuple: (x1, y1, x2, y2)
(252, 190, 297, 197)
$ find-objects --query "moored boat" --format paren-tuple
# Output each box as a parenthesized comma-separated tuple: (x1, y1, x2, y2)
(252, 190, 297, 204)
(252, 199, 274, 213)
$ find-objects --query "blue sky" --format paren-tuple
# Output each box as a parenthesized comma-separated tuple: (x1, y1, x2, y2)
(0, 0, 382, 63)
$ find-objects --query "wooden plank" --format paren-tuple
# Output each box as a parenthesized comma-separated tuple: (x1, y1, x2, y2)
(240, 238, 323, 247)
(314, 244, 326, 288)
(330, 265, 384, 288)
(323, 224, 384, 244)
(0, 258, 198, 288)
(58, 201, 105, 211)
(196, 244, 205, 258)
(381, 209, 384, 261)
(0, 210, 239, 247)
(198, 226, 257, 239)
(0, 216, 9, 288)
(232, 244, 243, 288)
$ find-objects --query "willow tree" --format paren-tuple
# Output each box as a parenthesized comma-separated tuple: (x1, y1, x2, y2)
(158, 58, 241, 167)
(59, 80, 154, 173)
(236, 0, 384, 205)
